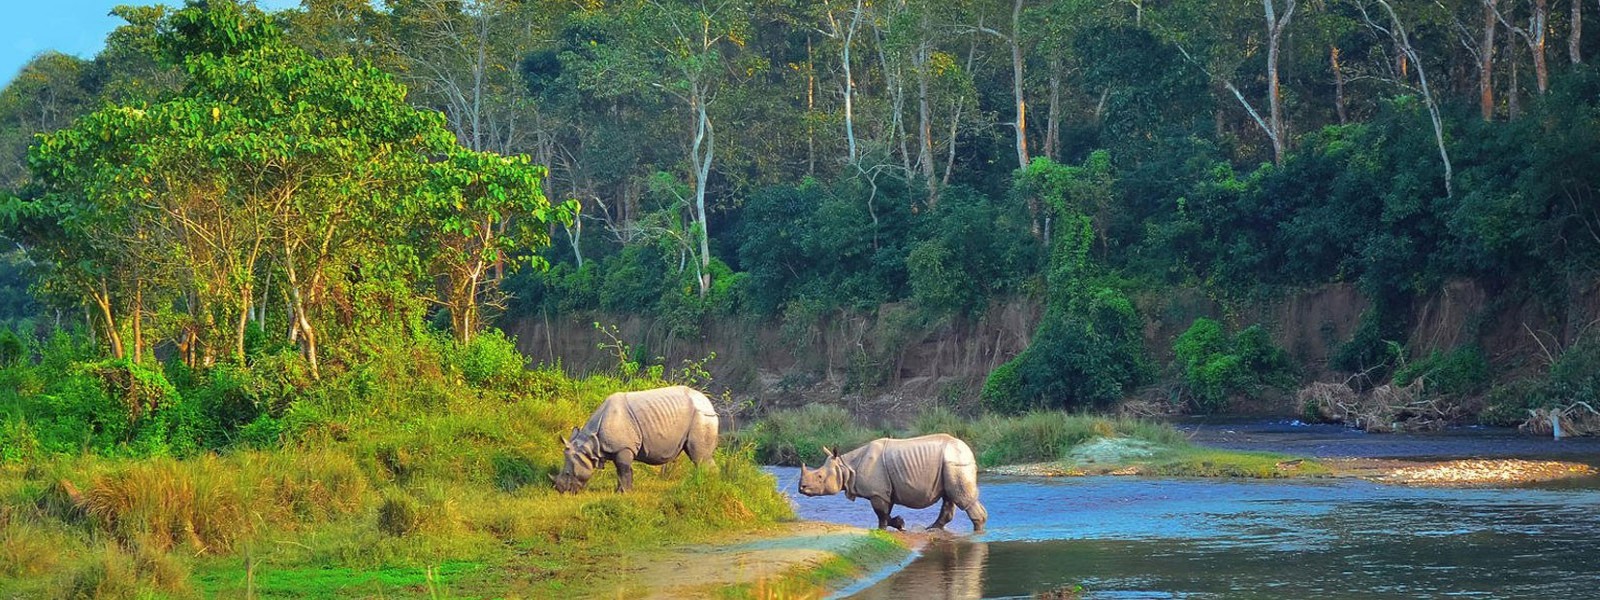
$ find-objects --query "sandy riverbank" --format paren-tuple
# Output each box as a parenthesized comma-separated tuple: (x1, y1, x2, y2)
(987, 456, 1598, 485)
(604, 521, 912, 599)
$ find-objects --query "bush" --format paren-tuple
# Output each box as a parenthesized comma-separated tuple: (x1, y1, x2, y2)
(982, 290, 1149, 413)
(1173, 319, 1294, 412)
(451, 329, 527, 389)
(1394, 345, 1490, 398)
(0, 328, 23, 367)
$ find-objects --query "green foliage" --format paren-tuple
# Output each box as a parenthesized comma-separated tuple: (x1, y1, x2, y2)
(0, 324, 792, 598)
(983, 155, 1149, 413)
(448, 329, 528, 390)
(1173, 319, 1294, 412)
(0, 327, 22, 367)
(1394, 346, 1490, 398)
(730, 404, 883, 466)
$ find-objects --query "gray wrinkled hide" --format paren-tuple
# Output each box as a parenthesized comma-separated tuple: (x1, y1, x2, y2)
(557, 385, 719, 493)
(799, 434, 988, 531)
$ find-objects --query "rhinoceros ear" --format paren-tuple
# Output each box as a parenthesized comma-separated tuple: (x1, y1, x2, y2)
(558, 434, 569, 447)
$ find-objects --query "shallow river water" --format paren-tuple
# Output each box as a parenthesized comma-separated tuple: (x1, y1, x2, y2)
(766, 467, 1600, 599)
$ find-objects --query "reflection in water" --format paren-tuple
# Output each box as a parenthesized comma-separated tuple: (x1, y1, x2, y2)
(850, 538, 988, 600)
(763, 468, 1600, 600)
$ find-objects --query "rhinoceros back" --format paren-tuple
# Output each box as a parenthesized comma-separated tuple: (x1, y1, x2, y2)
(853, 434, 966, 509)
(596, 386, 717, 464)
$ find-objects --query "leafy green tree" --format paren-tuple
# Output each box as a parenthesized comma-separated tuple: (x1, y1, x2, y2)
(421, 150, 575, 343)
(5, 1, 570, 378)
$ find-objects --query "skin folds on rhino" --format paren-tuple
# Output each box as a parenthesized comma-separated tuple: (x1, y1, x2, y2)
(797, 434, 988, 532)
(554, 385, 719, 493)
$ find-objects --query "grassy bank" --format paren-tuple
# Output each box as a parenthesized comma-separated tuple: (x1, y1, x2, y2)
(737, 405, 1321, 478)
(0, 355, 793, 598)
(716, 529, 905, 600)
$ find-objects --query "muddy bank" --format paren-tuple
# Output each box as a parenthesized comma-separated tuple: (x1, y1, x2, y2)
(604, 521, 909, 598)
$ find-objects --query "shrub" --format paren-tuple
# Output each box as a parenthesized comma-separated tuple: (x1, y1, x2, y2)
(82, 456, 248, 553)
(451, 329, 527, 390)
(377, 490, 422, 537)
(1173, 319, 1295, 412)
(1393, 345, 1489, 398)
(982, 294, 1149, 413)
(0, 328, 24, 367)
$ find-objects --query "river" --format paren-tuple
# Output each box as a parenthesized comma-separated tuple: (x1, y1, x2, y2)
(767, 423, 1600, 599)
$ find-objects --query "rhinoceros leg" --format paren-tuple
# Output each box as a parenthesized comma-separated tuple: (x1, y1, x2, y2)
(964, 501, 988, 532)
(685, 416, 718, 472)
(940, 446, 987, 532)
(928, 498, 956, 530)
(870, 497, 902, 530)
(613, 448, 636, 493)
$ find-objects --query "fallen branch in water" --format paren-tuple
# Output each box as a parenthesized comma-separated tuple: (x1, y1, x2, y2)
(1298, 379, 1463, 433)
(1520, 401, 1600, 438)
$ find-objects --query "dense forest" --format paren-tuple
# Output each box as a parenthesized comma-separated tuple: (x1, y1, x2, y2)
(6, 0, 1600, 429)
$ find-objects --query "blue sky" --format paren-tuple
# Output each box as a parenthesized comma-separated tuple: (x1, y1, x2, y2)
(1, 0, 301, 86)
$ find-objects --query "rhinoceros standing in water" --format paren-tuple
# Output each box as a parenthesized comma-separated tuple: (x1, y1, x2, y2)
(797, 434, 988, 532)
(554, 385, 719, 493)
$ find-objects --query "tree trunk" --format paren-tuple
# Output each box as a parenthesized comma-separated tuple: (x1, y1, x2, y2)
(1265, 0, 1296, 165)
(1572, 0, 1583, 63)
(690, 89, 715, 298)
(841, 0, 863, 164)
(235, 285, 251, 364)
(916, 37, 936, 196)
(282, 237, 321, 379)
(93, 279, 124, 360)
(1510, 44, 1522, 119)
(132, 280, 143, 364)
(1533, 0, 1550, 93)
(1332, 46, 1349, 124)
(1009, 0, 1029, 168)
(942, 39, 978, 189)
(1374, 0, 1453, 197)
(1046, 60, 1061, 160)
(1482, 0, 1498, 120)
(807, 35, 816, 175)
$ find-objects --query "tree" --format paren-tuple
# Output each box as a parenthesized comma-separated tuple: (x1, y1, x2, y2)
(1158, 0, 1299, 165)
(593, 0, 753, 298)
(422, 150, 574, 343)
(5, 1, 571, 376)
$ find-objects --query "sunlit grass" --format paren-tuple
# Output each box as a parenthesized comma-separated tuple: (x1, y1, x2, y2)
(716, 530, 904, 600)
(0, 368, 795, 599)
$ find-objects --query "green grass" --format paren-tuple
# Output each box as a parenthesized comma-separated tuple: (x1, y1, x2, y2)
(0, 366, 795, 599)
(733, 404, 887, 466)
(1143, 447, 1329, 478)
(740, 405, 1322, 477)
(716, 530, 906, 600)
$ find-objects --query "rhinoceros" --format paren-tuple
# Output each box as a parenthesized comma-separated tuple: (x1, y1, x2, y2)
(554, 385, 719, 494)
(797, 434, 988, 532)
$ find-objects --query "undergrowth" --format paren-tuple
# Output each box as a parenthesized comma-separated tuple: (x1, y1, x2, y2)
(739, 405, 1192, 469)
(0, 330, 794, 599)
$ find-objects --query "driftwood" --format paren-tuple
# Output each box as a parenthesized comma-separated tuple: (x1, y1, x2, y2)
(1298, 379, 1462, 432)
(1520, 402, 1600, 438)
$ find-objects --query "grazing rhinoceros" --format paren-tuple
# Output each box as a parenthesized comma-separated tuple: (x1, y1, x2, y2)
(554, 385, 719, 494)
(797, 434, 987, 532)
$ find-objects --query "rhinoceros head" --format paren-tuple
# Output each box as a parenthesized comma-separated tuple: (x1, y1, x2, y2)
(797, 447, 848, 497)
(554, 428, 599, 494)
